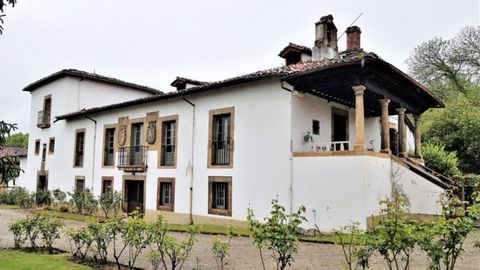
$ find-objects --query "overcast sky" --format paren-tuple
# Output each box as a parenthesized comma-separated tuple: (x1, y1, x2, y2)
(0, 0, 479, 133)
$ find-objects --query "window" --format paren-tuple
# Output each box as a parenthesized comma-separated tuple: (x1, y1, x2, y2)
(131, 123, 144, 165)
(101, 177, 113, 194)
(75, 176, 85, 191)
(312, 120, 320, 135)
(74, 129, 85, 167)
(208, 176, 232, 216)
(37, 95, 52, 128)
(103, 128, 115, 166)
(208, 107, 234, 168)
(48, 137, 55, 154)
(34, 140, 40, 155)
(160, 116, 177, 167)
(157, 178, 175, 211)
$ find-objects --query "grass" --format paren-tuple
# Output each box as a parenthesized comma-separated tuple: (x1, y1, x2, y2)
(0, 249, 90, 270)
(0, 204, 20, 209)
(34, 210, 95, 222)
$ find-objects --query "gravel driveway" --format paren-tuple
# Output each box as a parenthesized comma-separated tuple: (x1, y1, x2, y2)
(1, 209, 480, 269)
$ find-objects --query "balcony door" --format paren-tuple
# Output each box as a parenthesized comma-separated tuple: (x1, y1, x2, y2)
(131, 123, 143, 165)
(331, 107, 349, 150)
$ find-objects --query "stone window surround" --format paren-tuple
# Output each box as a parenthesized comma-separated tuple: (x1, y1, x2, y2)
(157, 177, 175, 212)
(101, 124, 117, 168)
(207, 107, 235, 169)
(34, 139, 40, 155)
(158, 115, 179, 169)
(101, 176, 114, 194)
(74, 175, 85, 191)
(208, 176, 232, 217)
(73, 128, 86, 168)
(48, 137, 55, 154)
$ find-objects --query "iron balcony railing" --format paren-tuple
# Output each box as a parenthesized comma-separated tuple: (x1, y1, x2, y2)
(308, 141, 351, 152)
(118, 146, 148, 167)
(37, 110, 51, 127)
(212, 139, 231, 165)
(161, 145, 175, 166)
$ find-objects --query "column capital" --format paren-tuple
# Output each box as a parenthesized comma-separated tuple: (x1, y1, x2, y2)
(379, 98, 391, 107)
(396, 107, 406, 115)
(352, 85, 366, 96)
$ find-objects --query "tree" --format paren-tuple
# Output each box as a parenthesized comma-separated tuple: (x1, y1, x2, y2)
(0, 0, 17, 34)
(421, 86, 480, 174)
(407, 26, 480, 98)
(5, 132, 28, 149)
(0, 121, 22, 186)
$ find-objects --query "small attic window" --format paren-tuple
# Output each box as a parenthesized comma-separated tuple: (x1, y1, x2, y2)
(286, 53, 302, 66)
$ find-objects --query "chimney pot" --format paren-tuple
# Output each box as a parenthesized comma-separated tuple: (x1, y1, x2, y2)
(346, 26, 361, 51)
(312, 14, 339, 61)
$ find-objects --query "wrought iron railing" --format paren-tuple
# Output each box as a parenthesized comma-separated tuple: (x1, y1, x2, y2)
(118, 146, 148, 167)
(104, 148, 115, 166)
(212, 140, 231, 165)
(161, 145, 175, 166)
(37, 110, 50, 127)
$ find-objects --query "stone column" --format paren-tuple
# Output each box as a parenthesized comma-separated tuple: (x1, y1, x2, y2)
(396, 107, 407, 157)
(414, 114, 423, 159)
(353, 85, 366, 150)
(379, 99, 391, 154)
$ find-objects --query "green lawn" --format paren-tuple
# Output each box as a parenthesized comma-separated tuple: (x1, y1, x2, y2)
(0, 250, 90, 270)
(0, 204, 20, 209)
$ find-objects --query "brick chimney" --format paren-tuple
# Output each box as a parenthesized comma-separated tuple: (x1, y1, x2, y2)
(312, 15, 339, 61)
(346, 26, 361, 51)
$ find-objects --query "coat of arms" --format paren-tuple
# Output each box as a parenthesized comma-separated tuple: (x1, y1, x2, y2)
(147, 120, 157, 144)
(118, 125, 127, 146)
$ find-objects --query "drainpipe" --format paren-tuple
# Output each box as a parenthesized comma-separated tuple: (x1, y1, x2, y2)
(183, 96, 195, 225)
(281, 81, 295, 215)
(85, 115, 97, 193)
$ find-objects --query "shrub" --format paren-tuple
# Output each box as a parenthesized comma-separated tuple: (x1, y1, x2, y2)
(247, 197, 307, 270)
(87, 220, 112, 263)
(333, 222, 372, 270)
(38, 214, 63, 253)
(367, 192, 417, 270)
(161, 228, 197, 270)
(67, 227, 94, 260)
(69, 188, 98, 215)
(9, 218, 27, 248)
(23, 214, 42, 249)
(146, 250, 163, 270)
(35, 190, 52, 207)
(52, 188, 66, 202)
(104, 218, 127, 269)
(99, 191, 122, 219)
(122, 215, 153, 270)
(422, 142, 461, 177)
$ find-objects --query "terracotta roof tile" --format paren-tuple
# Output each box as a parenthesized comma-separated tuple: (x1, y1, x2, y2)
(0, 147, 27, 158)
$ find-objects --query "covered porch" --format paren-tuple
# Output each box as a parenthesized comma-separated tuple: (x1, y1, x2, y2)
(286, 56, 444, 159)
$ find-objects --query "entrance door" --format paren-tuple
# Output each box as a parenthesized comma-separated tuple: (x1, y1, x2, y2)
(124, 180, 144, 214)
(37, 175, 47, 191)
(332, 109, 349, 150)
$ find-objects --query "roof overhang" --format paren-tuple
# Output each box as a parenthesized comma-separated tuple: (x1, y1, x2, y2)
(285, 58, 444, 117)
(23, 69, 162, 95)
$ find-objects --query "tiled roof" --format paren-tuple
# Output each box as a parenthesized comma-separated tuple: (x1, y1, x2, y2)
(55, 54, 370, 121)
(23, 69, 163, 95)
(0, 147, 27, 158)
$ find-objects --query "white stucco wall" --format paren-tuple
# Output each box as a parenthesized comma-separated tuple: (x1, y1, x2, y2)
(292, 92, 381, 152)
(292, 155, 444, 230)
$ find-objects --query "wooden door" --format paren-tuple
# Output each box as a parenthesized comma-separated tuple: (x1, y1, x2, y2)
(124, 180, 144, 214)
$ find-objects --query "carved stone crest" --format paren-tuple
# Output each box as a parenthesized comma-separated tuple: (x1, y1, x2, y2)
(147, 120, 157, 145)
(118, 125, 127, 146)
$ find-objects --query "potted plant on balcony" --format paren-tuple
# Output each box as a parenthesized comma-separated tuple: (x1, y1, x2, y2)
(303, 131, 313, 145)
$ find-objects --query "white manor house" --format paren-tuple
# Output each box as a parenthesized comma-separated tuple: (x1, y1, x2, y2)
(20, 15, 452, 230)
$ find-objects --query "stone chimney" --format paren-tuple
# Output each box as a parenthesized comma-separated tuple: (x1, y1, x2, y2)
(346, 26, 361, 51)
(312, 15, 339, 61)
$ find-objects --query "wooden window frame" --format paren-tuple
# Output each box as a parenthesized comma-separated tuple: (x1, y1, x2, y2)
(48, 137, 55, 154)
(157, 177, 175, 212)
(208, 176, 232, 216)
(158, 115, 179, 169)
(74, 176, 85, 191)
(102, 125, 117, 168)
(101, 176, 114, 195)
(34, 139, 40, 155)
(73, 129, 86, 168)
(208, 107, 235, 168)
